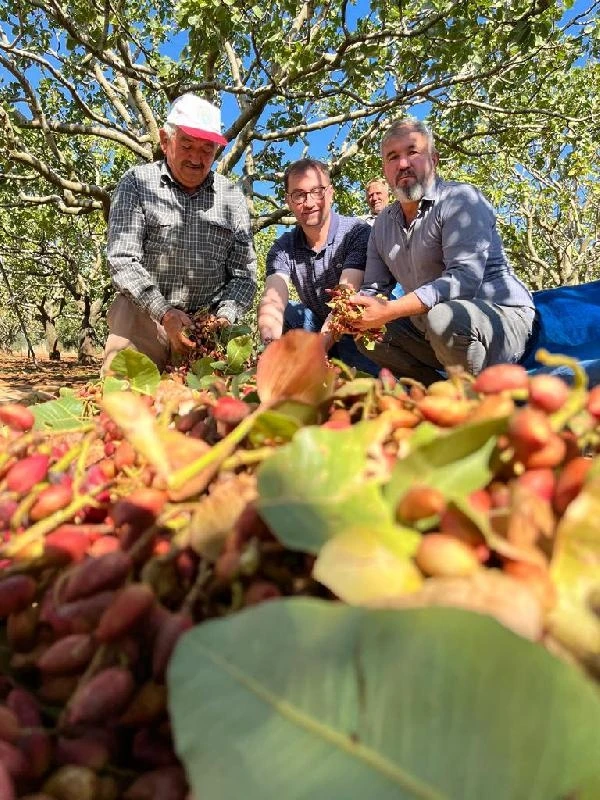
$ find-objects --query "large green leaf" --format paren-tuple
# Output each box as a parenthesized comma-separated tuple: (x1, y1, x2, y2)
(226, 334, 253, 373)
(107, 349, 161, 394)
(384, 417, 506, 509)
(547, 474, 600, 660)
(169, 599, 600, 800)
(256, 418, 393, 553)
(32, 390, 86, 430)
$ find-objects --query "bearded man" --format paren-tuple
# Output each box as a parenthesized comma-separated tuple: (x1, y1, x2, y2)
(349, 117, 535, 385)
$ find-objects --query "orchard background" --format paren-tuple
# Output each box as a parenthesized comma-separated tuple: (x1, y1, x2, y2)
(0, 5, 600, 796)
(0, 0, 599, 362)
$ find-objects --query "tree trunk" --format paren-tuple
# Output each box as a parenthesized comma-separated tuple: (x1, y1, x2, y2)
(77, 294, 103, 364)
(44, 318, 61, 360)
(35, 299, 62, 360)
(0, 256, 37, 361)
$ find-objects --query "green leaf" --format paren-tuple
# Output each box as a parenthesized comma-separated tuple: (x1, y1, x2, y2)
(384, 417, 506, 509)
(230, 369, 256, 398)
(226, 334, 253, 373)
(270, 400, 318, 426)
(189, 356, 216, 378)
(257, 417, 393, 553)
(247, 409, 302, 446)
(406, 422, 442, 450)
(333, 378, 375, 398)
(547, 474, 600, 660)
(169, 599, 600, 800)
(222, 323, 253, 342)
(313, 525, 422, 604)
(32, 392, 86, 430)
(107, 349, 160, 395)
(186, 373, 221, 390)
(102, 376, 128, 395)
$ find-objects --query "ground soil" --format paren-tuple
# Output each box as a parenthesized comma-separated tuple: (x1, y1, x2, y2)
(0, 352, 102, 405)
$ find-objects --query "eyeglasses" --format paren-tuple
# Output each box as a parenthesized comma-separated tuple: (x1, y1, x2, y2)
(287, 185, 330, 205)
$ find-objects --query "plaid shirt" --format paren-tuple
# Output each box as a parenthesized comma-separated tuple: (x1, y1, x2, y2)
(266, 212, 371, 325)
(107, 161, 256, 323)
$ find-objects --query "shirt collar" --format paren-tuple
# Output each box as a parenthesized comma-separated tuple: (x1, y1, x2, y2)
(422, 176, 440, 203)
(294, 210, 339, 250)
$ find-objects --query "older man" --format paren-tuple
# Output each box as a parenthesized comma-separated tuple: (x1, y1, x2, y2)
(364, 177, 390, 225)
(103, 93, 256, 373)
(257, 158, 378, 375)
(350, 117, 535, 385)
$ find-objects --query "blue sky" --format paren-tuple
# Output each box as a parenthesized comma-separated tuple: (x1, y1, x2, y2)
(162, 0, 594, 214)
(1, 0, 594, 219)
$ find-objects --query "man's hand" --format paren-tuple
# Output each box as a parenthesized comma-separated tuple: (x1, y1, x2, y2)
(319, 314, 335, 351)
(161, 308, 195, 354)
(259, 327, 280, 347)
(348, 295, 395, 330)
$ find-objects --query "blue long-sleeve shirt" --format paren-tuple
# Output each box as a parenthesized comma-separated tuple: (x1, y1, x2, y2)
(361, 177, 534, 332)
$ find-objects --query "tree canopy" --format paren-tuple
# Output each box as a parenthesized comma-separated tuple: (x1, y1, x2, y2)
(0, 0, 598, 354)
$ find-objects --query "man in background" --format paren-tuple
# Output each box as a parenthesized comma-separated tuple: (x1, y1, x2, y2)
(364, 177, 390, 225)
(103, 93, 256, 373)
(257, 158, 378, 375)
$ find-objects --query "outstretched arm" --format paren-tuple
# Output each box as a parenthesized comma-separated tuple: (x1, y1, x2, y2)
(258, 274, 289, 343)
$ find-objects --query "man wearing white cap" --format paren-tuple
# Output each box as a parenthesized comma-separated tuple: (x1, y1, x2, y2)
(103, 93, 256, 372)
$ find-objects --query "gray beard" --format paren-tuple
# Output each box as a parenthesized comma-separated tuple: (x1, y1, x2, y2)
(392, 181, 425, 203)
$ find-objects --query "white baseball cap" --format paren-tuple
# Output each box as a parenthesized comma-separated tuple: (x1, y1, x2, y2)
(165, 93, 228, 145)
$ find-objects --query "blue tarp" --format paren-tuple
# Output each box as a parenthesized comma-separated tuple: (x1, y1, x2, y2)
(392, 278, 600, 385)
(520, 279, 600, 387)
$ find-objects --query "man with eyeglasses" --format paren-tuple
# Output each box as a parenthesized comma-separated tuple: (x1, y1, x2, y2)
(257, 158, 379, 375)
(347, 117, 535, 385)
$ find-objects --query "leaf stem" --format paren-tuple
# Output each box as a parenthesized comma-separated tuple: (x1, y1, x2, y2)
(2, 484, 107, 558)
(222, 446, 276, 471)
(535, 349, 588, 431)
(167, 405, 267, 492)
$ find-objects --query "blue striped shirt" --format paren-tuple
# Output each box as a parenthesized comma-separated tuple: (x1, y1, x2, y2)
(266, 212, 371, 324)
